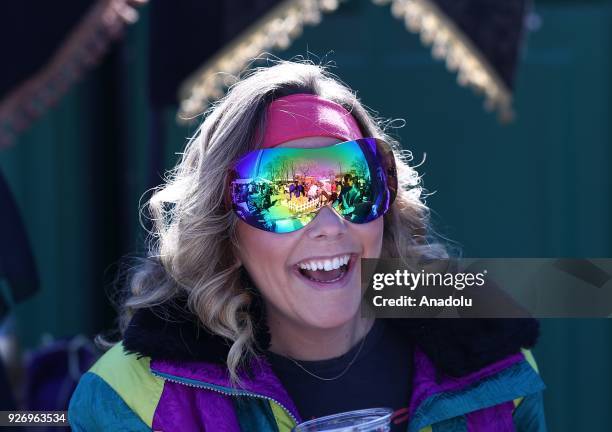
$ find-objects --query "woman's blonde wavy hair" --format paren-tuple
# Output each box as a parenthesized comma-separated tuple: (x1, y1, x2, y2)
(110, 60, 449, 386)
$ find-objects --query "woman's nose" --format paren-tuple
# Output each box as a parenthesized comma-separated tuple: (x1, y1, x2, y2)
(305, 206, 348, 240)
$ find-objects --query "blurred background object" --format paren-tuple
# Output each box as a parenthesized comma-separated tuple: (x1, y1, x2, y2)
(178, 0, 528, 121)
(0, 0, 611, 430)
(0, 0, 148, 148)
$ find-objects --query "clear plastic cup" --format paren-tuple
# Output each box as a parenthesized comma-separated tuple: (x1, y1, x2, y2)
(292, 408, 393, 432)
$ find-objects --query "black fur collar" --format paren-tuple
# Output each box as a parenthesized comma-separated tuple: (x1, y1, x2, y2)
(123, 290, 539, 378)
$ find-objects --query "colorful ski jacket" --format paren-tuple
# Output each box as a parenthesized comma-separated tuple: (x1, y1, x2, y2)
(69, 299, 546, 431)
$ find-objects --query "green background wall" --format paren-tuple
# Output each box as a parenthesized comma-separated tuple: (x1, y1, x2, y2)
(1, 1, 610, 429)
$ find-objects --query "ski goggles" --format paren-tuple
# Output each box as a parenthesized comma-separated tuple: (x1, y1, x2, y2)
(228, 137, 398, 233)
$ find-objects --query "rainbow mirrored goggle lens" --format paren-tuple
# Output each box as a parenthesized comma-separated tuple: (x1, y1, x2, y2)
(229, 137, 398, 233)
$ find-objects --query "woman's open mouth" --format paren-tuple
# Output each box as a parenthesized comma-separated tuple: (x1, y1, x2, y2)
(293, 253, 357, 289)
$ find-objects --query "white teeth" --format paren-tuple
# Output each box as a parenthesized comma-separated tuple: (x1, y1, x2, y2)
(297, 254, 351, 271)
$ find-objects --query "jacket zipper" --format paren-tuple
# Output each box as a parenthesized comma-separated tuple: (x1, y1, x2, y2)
(150, 369, 299, 426)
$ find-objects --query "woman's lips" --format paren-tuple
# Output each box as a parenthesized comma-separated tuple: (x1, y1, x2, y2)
(300, 264, 347, 282)
(292, 254, 358, 290)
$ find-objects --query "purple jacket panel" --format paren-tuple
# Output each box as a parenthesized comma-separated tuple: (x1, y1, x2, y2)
(151, 356, 302, 426)
(466, 401, 515, 432)
(152, 380, 242, 432)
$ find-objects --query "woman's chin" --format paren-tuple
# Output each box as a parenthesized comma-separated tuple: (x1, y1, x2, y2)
(298, 301, 362, 330)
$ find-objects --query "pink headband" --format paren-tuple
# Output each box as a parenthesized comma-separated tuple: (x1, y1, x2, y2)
(260, 93, 363, 148)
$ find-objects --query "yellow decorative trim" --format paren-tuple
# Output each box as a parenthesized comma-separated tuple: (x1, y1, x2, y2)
(269, 400, 297, 432)
(178, 0, 342, 122)
(521, 348, 540, 373)
(514, 348, 540, 409)
(89, 342, 164, 428)
(372, 0, 515, 122)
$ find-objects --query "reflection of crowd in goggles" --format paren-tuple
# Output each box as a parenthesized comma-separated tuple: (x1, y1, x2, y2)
(234, 173, 364, 212)
(229, 138, 397, 233)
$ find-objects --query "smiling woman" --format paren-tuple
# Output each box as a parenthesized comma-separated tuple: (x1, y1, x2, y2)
(68, 60, 546, 431)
